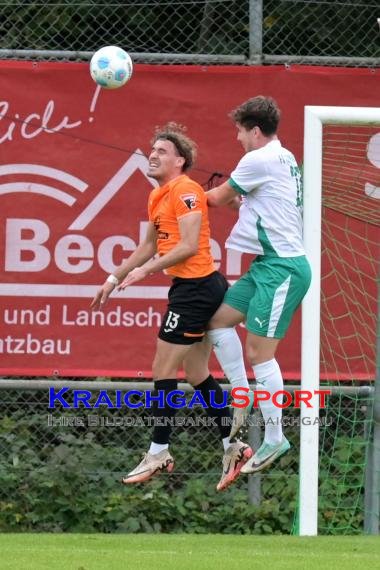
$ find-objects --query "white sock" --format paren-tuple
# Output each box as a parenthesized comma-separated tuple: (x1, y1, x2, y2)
(252, 358, 283, 445)
(208, 328, 249, 404)
(149, 442, 169, 455)
(222, 436, 231, 451)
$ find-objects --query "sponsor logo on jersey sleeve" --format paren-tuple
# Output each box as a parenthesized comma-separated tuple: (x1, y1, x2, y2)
(180, 193, 197, 210)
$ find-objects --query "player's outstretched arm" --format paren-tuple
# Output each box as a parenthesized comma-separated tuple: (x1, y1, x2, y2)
(90, 222, 157, 309)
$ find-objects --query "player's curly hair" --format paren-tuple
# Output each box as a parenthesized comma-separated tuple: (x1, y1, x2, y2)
(230, 96, 281, 136)
(152, 122, 197, 172)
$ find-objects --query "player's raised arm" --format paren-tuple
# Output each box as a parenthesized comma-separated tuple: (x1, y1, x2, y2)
(206, 180, 240, 208)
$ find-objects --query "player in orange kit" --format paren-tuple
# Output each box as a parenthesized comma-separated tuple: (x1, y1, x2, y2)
(91, 123, 252, 490)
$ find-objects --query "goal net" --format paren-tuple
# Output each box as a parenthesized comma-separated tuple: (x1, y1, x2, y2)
(299, 107, 380, 535)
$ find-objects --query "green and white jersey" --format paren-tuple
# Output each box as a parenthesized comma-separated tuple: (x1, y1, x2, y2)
(226, 139, 305, 257)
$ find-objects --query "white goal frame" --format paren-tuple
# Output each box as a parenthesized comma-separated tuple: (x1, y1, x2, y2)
(300, 106, 380, 536)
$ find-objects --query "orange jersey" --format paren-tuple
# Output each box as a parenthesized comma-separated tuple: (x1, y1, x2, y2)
(148, 174, 215, 278)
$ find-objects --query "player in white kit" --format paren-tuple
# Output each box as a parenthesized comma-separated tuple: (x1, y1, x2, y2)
(207, 96, 311, 473)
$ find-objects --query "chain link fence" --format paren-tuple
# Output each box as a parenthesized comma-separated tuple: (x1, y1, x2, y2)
(0, 0, 378, 66)
(0, 380, 373, 533)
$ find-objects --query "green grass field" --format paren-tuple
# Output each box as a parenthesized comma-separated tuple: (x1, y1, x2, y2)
(0, 534, 379, 570)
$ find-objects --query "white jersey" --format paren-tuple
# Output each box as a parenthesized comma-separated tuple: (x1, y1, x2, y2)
(226, 139, 305, 257)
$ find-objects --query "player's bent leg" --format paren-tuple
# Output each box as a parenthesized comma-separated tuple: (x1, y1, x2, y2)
(242, 333, 291, 473)
(124, 340, 193, 485)
(238, 253, 311, 476)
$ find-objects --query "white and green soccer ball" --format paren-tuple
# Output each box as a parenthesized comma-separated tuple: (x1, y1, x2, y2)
(90, 46, 133, 89)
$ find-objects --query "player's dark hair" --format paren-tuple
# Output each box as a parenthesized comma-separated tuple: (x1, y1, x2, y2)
(230, 96, 281, 136)
(152, 122, 197, 171)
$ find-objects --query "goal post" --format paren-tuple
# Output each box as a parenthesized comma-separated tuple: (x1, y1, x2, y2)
(300, 106, 380, 536)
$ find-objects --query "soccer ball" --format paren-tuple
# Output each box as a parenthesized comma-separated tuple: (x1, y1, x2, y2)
(90, 46, 133, 89)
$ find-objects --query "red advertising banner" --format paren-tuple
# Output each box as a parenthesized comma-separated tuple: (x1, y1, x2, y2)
(0, 62, 379, 378)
